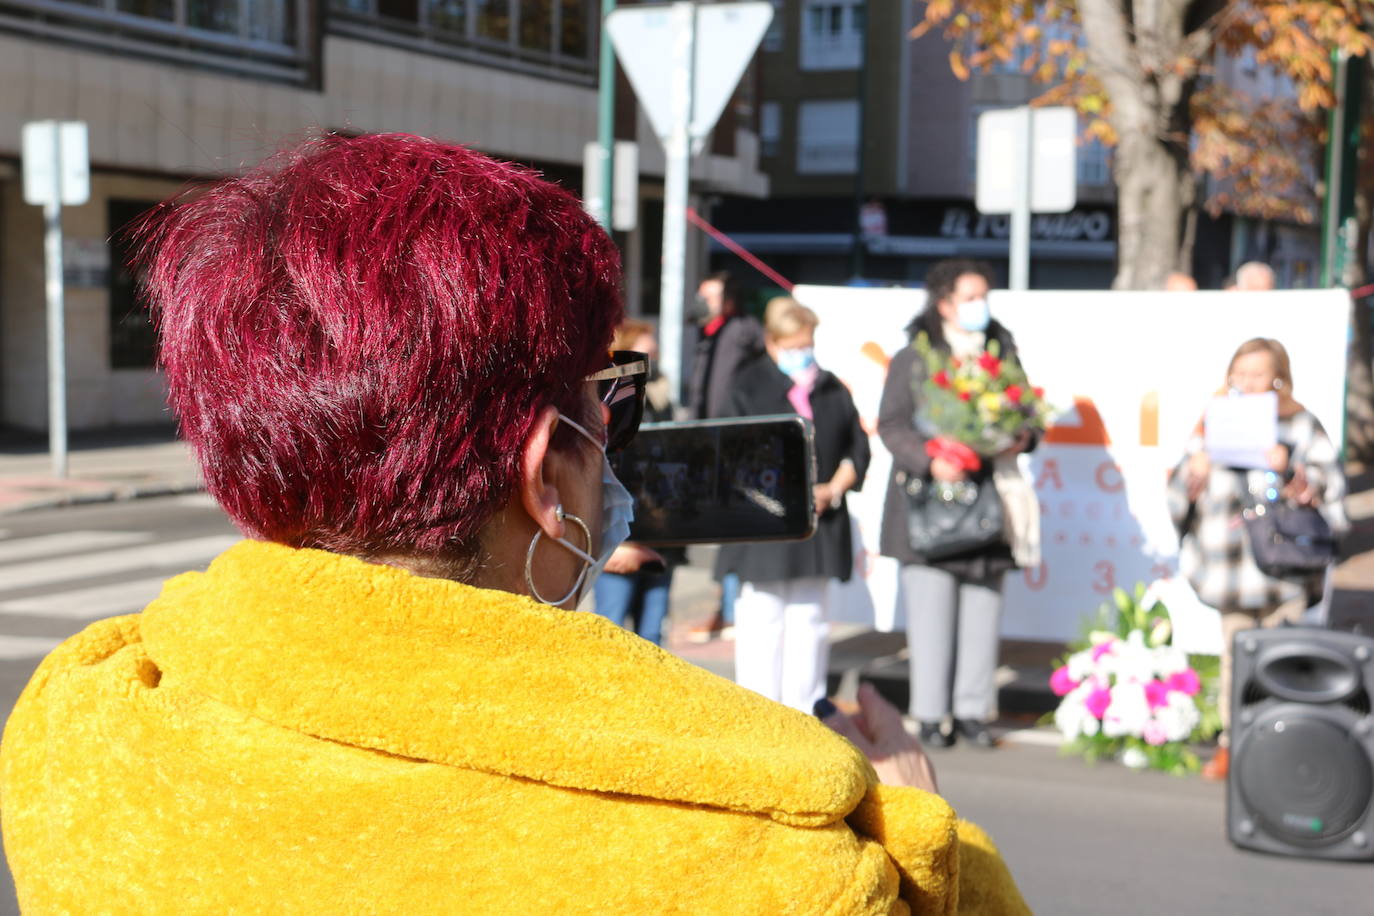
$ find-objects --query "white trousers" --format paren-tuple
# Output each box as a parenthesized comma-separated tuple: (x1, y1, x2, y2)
(733, 577, 830, 713)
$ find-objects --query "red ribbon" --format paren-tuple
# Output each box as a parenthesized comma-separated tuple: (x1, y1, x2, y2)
(926, 436, 982, 473)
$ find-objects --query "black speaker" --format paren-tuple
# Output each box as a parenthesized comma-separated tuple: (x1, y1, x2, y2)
(1227, 627, 1374, 860)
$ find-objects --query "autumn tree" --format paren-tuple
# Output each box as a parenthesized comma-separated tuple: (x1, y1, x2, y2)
(915, 0, 1374, 290)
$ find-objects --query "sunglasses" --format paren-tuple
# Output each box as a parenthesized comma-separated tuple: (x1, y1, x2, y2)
(586, 350, 649, 453)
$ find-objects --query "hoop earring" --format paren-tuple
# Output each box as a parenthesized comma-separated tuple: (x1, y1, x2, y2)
(524, 511, 592, 607)
(1273, 379, 1284, 390)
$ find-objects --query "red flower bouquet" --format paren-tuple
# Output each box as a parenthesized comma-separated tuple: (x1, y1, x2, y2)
(913, 332, 1052, 470)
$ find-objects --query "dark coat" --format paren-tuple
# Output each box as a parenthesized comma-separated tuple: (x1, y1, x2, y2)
(688, 314, 765, 419)
(877, 313, 1028, 580)
(715, 355, 871, 584)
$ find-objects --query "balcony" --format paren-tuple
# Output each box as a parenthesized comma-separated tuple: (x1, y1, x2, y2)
(0, 0, 313, 82)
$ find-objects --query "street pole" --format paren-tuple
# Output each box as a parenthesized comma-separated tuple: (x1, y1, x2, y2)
(594, 0, 617, 229)
(849, 9, 869, 281)
(659, 0, 695, 407)
(1321, 51, 1351, 288)
(1008, 105, 1033, 291)
(44, 133, 68, 479)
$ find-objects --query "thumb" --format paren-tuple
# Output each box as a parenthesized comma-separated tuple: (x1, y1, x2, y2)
(823, 710, 875, 755)
(857, 682, 907, 745)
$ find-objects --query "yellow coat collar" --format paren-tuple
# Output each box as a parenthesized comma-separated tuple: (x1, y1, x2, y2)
(141, 540, 871, 827)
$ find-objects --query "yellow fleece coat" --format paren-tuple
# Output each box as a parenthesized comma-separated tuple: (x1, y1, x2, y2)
(1, 541, 1029, 915)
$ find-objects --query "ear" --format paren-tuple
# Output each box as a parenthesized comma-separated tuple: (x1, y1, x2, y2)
(519, 405, 565, 541)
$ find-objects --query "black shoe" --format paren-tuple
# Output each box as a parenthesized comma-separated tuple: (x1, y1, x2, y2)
(918, 721, 954, 749)
(954, 718, 997, 749)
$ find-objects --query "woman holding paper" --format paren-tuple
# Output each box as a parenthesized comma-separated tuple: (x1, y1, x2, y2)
(1168, 337, 1347, 780)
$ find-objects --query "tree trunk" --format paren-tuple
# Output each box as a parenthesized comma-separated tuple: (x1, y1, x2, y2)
(1343, 63, 1374, 466)
(1112, 133, 1194, 290)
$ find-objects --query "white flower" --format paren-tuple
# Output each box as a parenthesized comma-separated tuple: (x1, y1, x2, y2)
(1102, 682, 1150, 738)
(1155, 691, 1201, 743)
(1152, 647, 1190, 678)
(1066, 649, 1096, 683)
(1120, 746, 1149, 769)
(1054, 689, 1091, 740)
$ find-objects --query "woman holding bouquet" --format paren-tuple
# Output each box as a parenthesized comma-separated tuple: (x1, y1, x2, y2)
(878, 259, 1039, 749)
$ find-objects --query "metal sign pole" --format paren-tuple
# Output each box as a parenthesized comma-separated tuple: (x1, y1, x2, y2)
(594, 0, 618, 229)
(44, 127, 68, 479)
(1008, 105, 1032, 291)
(658, 0, 695, 407)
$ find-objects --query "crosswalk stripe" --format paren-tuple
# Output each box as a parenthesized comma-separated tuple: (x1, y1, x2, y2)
(0, 535, 241, 593)
(0, 576, 173, 620)
(0, 635, 63, 660)
(0, 531, 153, 565)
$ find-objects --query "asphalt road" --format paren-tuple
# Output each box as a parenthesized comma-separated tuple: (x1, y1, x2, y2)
(0, 497, 1369, 914)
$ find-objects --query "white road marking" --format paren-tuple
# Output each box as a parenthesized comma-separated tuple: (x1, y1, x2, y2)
(0, 576, 173, 619)
(0, 531, 152, 565)
(999, 727, 1065, 748)
(172, 494, 219, 510)
(0, 635, 63, 660)
(0, 535, 240, 592)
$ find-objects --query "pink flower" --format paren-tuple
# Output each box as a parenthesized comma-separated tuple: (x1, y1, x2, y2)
(1085, 686, 1112, 719)
(1144, 680, 1170, 711)
(1166, 669, 1201, 697)
(1143, 719, 1169, 746)
(1091, 640, 1116, 663)
(1050, 665, 1080, 697)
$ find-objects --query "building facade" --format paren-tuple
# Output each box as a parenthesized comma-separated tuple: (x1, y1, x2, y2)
(712, 0, 1320, 294)
(0, 0, 767, 430)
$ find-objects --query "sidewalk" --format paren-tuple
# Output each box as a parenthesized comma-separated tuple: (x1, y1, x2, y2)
(0, 425, 202, 514)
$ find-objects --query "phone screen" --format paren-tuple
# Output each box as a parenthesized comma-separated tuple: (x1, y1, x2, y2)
(611, 415, 816, 546)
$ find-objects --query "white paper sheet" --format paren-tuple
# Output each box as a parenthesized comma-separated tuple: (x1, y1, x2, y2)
(1204, 392, 1278, 469)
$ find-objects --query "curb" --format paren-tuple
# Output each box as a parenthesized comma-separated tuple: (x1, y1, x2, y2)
(0, 480, 205, 516)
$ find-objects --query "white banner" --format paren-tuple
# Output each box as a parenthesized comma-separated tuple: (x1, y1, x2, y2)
(796, 286, 1350, 654)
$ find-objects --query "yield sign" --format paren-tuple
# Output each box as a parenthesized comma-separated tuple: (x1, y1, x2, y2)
(607, 1, 774, 150)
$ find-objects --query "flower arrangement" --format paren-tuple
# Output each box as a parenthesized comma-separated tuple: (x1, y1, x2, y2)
(1049, 583, 1222, 775)
(914, 333, 1052, 470)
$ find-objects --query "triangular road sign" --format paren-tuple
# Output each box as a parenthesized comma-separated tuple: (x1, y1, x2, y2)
(607, 2, 773, 148)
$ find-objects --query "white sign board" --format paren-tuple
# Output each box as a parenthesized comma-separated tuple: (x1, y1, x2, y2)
(976, 106, 1076, 215)
(22, 121, 90, 207)
(583, 141, 640, 231)
(793, 286, 1350, 655)
(607, 1, 773, 146)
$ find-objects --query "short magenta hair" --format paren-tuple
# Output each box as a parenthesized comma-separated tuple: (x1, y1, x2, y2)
(135, 133, 622, 556)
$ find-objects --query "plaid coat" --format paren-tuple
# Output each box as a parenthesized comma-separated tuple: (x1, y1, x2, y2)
(1168, 408, 1347, 613)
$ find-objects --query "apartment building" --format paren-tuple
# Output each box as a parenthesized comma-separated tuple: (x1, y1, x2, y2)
(707, 0, 1116, 291)
(0, 0, 767, 430)
(712, 0, 1320, 293)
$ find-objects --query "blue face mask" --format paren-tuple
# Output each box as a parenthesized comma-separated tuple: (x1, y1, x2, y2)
(775, 346, 817, 377)
(550, 414, 634, 601)
(956, 298, 991, 332)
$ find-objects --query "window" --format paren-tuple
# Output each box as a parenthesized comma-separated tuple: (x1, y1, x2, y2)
(108, 201, 161, 371)
(762, 0, 783, 52)
(328, 0, 597, 77)
(796, 99, 858, 173)
(4, 0, 307, 80)
(760, 102, 781, 158)
(800, 0, 863, 71)
(518, 0, 552, 50)
(1077, 132, 1110, 187)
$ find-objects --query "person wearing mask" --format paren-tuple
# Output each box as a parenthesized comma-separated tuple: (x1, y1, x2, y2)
(1168, 338, 1346, 781)
(594, 319, 682, 646)
(0, 134, 1030, 914)
(878, 259, 1036, 750)
(687, 271, 764, 641)
(715, 299, 870, 712)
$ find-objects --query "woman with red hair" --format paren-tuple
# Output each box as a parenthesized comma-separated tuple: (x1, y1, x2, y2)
(0, 134, 1025, 914)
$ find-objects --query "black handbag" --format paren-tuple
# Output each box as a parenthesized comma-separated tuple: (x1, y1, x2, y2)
(1243, 500, 1336, 578)
(897, 470, 1004, 560)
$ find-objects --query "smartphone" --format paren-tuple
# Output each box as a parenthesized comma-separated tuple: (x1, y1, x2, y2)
(611, 415, 817, 546)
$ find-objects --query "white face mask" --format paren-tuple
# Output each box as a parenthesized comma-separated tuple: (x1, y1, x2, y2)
(548, 414, 634, 603)
(956, 298, 991, 332)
